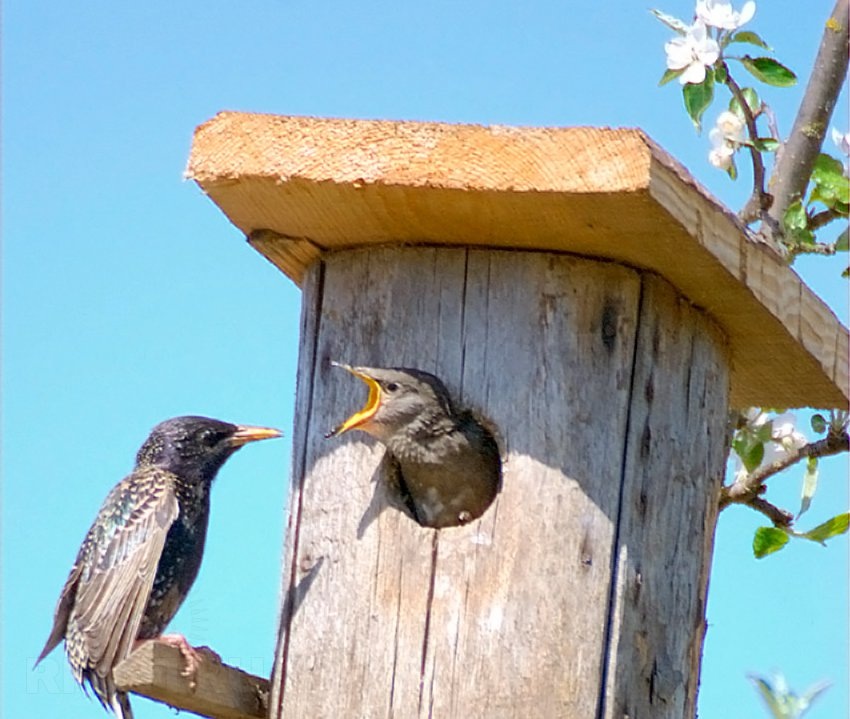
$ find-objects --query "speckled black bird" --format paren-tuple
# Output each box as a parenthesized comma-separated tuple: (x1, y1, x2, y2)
(327, 364, 501, 528)
(34, 416, 281, 719)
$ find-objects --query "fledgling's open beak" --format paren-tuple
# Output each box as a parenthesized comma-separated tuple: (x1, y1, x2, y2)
(228, 425, 283, 447)
(326, 362, 382, 438)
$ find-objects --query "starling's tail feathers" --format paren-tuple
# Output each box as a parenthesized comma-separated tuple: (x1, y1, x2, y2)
(111, 690, 134, 719)
(33, 634, 61, 669)
(84, 669, 133, 719)
(34, 563, 83, 668)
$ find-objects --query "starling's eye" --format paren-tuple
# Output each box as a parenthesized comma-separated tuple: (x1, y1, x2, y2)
(384, 382, 399, 393)
(201, 430, 221, 447)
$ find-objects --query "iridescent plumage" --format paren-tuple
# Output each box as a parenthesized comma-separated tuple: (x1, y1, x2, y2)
(35, 416, 280, 718)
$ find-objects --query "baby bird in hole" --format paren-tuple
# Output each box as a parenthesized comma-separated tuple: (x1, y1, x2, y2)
(327, 363, 502, 528)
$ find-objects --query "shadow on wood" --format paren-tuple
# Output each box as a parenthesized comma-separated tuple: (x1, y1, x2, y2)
(113, 640, 268, 719)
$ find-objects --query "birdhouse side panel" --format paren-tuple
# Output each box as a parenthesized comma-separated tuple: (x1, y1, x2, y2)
(601, 274, 730, 719)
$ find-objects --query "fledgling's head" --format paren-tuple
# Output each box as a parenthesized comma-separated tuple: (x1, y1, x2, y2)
(135, 415, 281, 480)
(326, 364, 455, 443)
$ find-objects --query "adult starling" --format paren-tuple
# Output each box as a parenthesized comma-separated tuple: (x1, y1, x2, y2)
(34, 415, 281, 719)
(327, 364, 501, 528)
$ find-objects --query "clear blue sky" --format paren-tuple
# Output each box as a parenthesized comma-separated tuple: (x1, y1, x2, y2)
(3, 2, 847, 718)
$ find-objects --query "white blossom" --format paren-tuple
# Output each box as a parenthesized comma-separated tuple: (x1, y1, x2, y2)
(665, 22, 720, 85)
(708, 111, 746, 170)
(762, 413, 807, 466)
(832, 128, 850, 174)
(715, 110, 746, 142)
(734, 411, 807, 480)
(832, 127, 850, 155)
(696, 0, 756, 30)
(708, 129, 736, 170)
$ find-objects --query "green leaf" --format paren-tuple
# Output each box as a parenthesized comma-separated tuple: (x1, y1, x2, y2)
(728, 30, 772, 50)
(683, 69, 715, 132)
(732, 430, 766, 473)
(802, 512, 850, 545)
(798, 457, 818, 518)
(714, 62, 728, 84)
(754, 137, 780, 152)
(754, 420, 774, 444)
(659, 68, 684, 86)
(740, 56, 797, 87)
(810, 413, 827, 433)
(843, 266, 850, 279)
(753, 526, 790, 558)
(743, 441, 764, 472)
(783, 200, 808, 231)
(811, 153, 850, 205)
(813, 152, 845, 176)
(729, 87, 760, 119)
(836, 227, 849, 252)
(782, 200, 815, 245)
(726, 159, 738, 181)
(651, 9, 689, 34)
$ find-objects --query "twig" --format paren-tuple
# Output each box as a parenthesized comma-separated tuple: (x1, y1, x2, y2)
(749, 497, 794, 527)
(762, 0, 850, 242)
(719, 429, 850, 519)
(787, 241, 840, 259)
(762, 104, 781, 148)
(809, 207, 843, 231)
(725, 69, 771, 223)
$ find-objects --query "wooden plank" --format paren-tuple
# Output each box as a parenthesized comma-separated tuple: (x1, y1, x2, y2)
(274, 247, 464, 717)
(113, 640, 268, 719)
(420, 251, 643, 717)
(647, 158, 847, 408)
(601, 275, 731, 719)
(186, 112, 848, 409)
(247, 229, 322, 287)
(269, 257, 324, 717)
(273, 247, 657, 717)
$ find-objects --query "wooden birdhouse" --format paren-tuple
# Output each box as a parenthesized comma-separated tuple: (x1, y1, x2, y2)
(118, 113, 848, 719)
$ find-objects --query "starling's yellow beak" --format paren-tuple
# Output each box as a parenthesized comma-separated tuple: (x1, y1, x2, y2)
(229, 425, 283, 447)
(326, 362, 382, 437)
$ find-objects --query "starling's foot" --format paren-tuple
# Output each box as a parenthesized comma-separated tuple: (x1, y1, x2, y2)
(156, 634, 221, 690)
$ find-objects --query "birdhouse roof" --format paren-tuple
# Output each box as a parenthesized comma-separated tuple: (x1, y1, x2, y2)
(187, 112, 848, 409)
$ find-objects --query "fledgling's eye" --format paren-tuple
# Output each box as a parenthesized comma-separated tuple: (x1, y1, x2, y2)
(384, 382, 400, 393)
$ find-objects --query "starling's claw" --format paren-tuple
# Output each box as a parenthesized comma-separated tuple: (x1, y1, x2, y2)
(156, 634, 218, 690)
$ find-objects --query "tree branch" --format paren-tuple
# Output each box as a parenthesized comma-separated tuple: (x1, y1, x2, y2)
(787, 239, 840, 259)
(762, 0, 849, 242)
(725, 69, 771, 223)
(749, 497, 794, 527)
(809, 207, 843, 231)
(719, 429, 850, 518)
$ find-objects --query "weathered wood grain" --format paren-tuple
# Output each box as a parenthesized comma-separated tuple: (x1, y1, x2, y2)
(113, 640, 268, 719)
(420, 251, 641, 718)
(601, 276, 730, 719)
(187, 112, 848, 408)
(271, 247, 730, 718)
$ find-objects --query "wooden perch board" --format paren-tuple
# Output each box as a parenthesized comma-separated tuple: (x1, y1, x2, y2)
(187, 113, 849, 409)
(113, 641, 268, 719)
